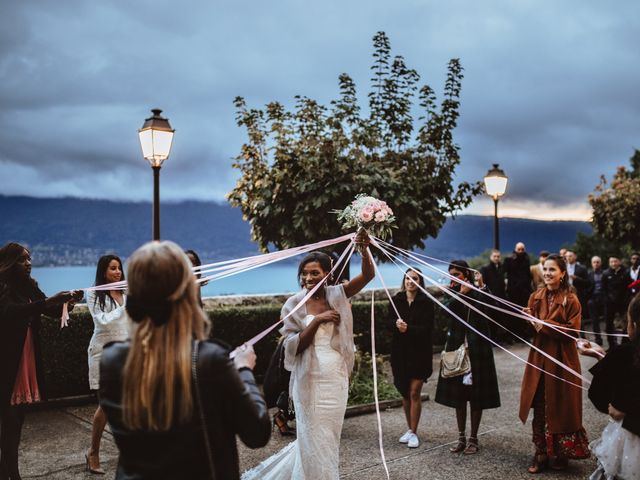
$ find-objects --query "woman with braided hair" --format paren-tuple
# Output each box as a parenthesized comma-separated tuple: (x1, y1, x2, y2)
(0, 242, 82, 480)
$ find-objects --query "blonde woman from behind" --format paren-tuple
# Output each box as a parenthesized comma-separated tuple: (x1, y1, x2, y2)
(99, 241, 271, 480)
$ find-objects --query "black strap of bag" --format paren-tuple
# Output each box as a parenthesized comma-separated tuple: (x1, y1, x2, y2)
(192, 340, 217, 480)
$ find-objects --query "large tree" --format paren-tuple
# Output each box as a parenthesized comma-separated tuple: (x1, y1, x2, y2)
(228, 32, 482, 259)
(589, 149, 640, 247)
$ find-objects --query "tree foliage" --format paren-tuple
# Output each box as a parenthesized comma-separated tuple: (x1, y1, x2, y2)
(227, 32, 482, 258)
(589, 149, 640, 247)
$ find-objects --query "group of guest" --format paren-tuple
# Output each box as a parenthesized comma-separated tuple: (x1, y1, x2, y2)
(393, 252, 638, 478)
(2, 240, 639, 479)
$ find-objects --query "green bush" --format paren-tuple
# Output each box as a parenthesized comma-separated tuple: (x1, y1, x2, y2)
(39, 296, 450, 400)
(348, 351, 400, 406)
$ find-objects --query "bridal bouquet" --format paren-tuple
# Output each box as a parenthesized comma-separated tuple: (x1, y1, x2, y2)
(334, 194, 396, 240)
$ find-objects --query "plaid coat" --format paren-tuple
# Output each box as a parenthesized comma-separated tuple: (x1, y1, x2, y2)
(435, 290, 501, 410)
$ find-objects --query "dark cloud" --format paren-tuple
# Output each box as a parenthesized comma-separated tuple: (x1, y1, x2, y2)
(0, 0, 638, 218)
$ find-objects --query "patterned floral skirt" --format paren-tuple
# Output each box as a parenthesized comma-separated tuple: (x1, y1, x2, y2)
(544, 427, 591, 459)
(532, 377, 590, 459)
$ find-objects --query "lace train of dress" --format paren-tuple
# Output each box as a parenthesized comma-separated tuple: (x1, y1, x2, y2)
(243, 317, 348, 480)
(589, 420, 640, 480)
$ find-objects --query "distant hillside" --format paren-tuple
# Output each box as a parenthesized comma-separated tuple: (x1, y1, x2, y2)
(0, 195, 591, 266)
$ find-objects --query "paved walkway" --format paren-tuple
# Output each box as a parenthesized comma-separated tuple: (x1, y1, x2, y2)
(18, 345, 607, 479)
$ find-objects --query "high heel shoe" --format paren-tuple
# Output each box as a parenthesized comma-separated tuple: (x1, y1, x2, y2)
(85, 451, 106, 475)
(273, 411, 296, 437)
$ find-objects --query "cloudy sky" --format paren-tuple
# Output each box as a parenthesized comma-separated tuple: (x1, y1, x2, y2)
(1, 0, 638, 220)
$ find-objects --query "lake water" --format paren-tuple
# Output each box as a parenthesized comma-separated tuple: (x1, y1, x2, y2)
(32, 260, 452, 298)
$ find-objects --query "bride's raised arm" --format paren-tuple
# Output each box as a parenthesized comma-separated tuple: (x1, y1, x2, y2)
(344, 230, 375, 298)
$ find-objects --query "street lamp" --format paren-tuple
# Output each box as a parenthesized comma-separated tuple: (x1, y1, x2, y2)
(483, 163, 508, 250)
(138, 109, 175, 241)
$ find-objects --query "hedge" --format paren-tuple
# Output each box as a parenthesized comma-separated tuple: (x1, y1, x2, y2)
(39, 299, 449, 400)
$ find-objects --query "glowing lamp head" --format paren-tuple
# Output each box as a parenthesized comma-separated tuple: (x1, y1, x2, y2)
(484, 163, 508, 199)
(138, 109, 175, 167)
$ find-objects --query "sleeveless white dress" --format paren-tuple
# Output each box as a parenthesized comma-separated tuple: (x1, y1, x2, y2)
(243, 315, 349, 479)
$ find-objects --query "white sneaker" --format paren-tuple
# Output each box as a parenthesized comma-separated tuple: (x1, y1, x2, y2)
(399, 430, 413, 444)
(407, 433, 420, 448)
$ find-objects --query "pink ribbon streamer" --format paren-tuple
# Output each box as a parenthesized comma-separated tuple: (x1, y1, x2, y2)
(373, 239, 589, 389)
(375, 238, 628, 339)
(60, 302, 69, 328)
(229, 239, 356, 358)
(366, 248, 392, 480)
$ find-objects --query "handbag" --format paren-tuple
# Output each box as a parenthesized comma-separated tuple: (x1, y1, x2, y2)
(440, 309, 471, 378)
(192, 340, 217, 480)
(440, 343, 471, 378)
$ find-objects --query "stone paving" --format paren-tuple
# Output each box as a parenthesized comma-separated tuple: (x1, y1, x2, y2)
(17, 344, 607, 479)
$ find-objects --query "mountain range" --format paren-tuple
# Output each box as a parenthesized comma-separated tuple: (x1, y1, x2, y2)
(0, 195, 592, 266)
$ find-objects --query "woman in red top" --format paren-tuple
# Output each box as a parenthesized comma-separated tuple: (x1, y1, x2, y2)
(0, 243, 81, 480)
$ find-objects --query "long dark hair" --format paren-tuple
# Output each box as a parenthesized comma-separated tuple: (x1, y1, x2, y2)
(448, 259, 474, 283)
(544, 254, 574, 293)
(628, 293, 640, 368)
(297, 251, 333, 287)
(184, 249, 202, 279)
(400, 267, 425, 290)
(0, 242, 38, 295)
(94, 254, 124, 311)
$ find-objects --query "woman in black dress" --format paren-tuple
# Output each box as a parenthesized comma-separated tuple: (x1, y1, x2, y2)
(435, 260, 500, 455)
(390, 268, 434, 449)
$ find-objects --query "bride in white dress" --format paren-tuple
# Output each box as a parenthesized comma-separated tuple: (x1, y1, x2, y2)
(243, 235, 374, 480)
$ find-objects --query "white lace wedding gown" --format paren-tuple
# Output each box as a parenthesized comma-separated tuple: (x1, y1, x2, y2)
(243, 315, 349, 479)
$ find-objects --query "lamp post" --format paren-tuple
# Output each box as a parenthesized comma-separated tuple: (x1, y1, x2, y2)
(483, 163, 508, 250)
(138, 109, 175, 241)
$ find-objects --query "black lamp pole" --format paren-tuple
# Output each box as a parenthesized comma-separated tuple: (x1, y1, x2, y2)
(153, 166, 161, 241)
(493, 196, 500, 251)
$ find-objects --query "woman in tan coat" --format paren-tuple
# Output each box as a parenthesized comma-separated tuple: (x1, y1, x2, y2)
(519, 254, 590, 473)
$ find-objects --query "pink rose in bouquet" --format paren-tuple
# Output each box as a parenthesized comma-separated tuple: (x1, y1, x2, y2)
(333, 194, 396, 240)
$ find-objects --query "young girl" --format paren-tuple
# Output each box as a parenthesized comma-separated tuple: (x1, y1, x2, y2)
(579, 293, 640, 480)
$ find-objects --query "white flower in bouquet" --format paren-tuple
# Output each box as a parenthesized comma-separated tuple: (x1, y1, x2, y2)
(334, 194, 396, 240)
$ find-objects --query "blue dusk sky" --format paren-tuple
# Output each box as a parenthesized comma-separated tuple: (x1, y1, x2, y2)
(0, 0, 638, 220)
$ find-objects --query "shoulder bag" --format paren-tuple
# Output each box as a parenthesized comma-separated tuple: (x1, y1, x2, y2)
(440, 310, 471, 378)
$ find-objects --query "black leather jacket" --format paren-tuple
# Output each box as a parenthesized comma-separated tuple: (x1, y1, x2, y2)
(99, 340, 271, 480)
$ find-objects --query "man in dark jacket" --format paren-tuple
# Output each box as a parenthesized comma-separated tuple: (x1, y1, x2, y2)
(480, 249, 508, 342)
(503, 242, 533, 340)
(587, 256, 606, 346)
(602, 255, 631, 350)
(565, 250, 590, 315)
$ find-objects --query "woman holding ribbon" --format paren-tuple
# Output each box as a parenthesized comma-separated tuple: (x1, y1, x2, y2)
(390, 268, 434, 449)
(99, 241, 271, 479)
(243, 231, 374, 480)
(520, 254, 590, 474)
(84, 255, 129, 474)
(435, 260, 500, 455)
(0, 242, 82, 480)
